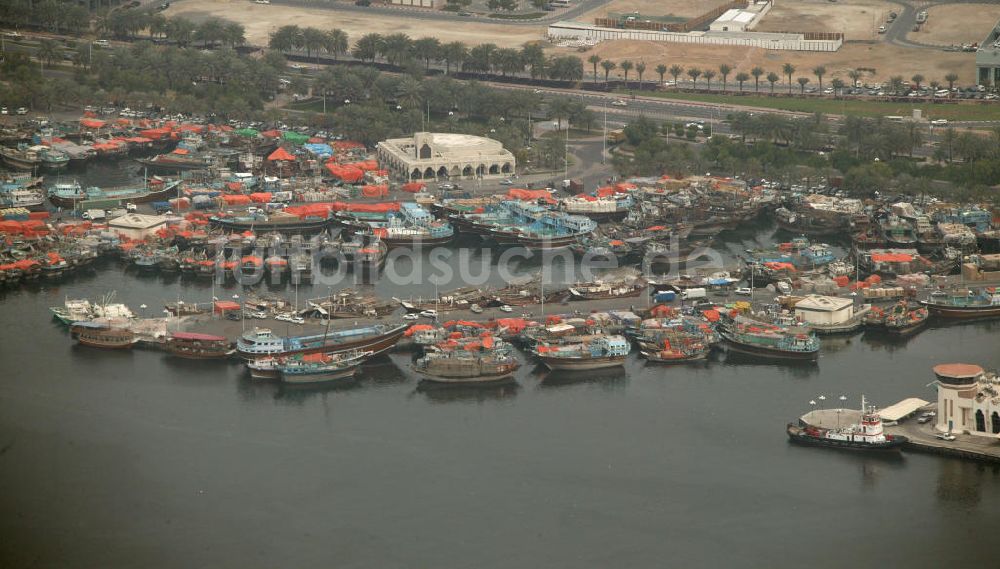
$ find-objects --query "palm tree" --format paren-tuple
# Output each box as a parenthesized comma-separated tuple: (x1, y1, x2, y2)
(441, 41, 467, 74)
(635, 61, 646, 89)
(831, 78, 845, 95)
(735, 72, 749, 93)
(668, 64, 683, 86)
(750, 66, 764, 93)
(945, 72, 959, 91)
(911, 73, 924, 90)
(620, 60, 633, 88)
(812, 65, 826, 91)
(587, 54, 601, 83)
(396, 76, 423, 109)
(301, 27, 326, 61)
(655, 63, 667, 85)
(782, 63, 796, 93)
(718, 63, 732, 92)
(766, 72, 779, 93)
(847, 69, 862, 88)
(703, 69, 715, 91)
(325, 29, 349, 60)
(600, 59, 616, 85)
(412, 37, 441, 70)
(686, 67, 701, 89)
(223, 22, 246, 49)
(797, 77, 810, 94)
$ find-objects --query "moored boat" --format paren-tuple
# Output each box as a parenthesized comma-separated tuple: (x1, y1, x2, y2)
(71, 322, 137, 349)
(920, 289, 1000, 320)
(277, 350, 370, 384)
(165, 332, 234, 359)
(718, 315, 819, 361)
(236, 323, 409, 360)
(533, 335, 630, 370)
(786, 396, 907, 452)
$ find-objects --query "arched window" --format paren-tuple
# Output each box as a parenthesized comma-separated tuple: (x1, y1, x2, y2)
(419, 143, 432, 159)
(975, 409, 986, 432)
(501, 163, 512, 173)
(462, 165, 473, 177)
(437, 166, 449, 179)
(424, 167, 435, 179)
(411, 168, 422, 180)
(992, 412, 1000, 434)
(488, 164, 500, 175)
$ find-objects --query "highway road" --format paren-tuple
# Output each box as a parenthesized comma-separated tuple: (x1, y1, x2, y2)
(263, 0, 599, 27)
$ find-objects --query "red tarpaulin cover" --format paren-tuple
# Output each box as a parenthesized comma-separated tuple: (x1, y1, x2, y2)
(267, 147, 295, 161)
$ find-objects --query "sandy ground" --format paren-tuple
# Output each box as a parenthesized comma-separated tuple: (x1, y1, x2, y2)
(755, 0, 900, 41)
(565, 39, 977, 84)
(916, 3, 1000, 46)
(579, 0, 728, 22)
(167, 0, 543, 47)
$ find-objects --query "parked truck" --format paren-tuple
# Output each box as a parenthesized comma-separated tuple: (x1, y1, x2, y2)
(681, 287, 707, 300)
(561, 179, 584, 194)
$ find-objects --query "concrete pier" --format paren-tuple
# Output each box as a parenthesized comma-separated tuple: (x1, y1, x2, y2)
(886, 407, 1000, 464)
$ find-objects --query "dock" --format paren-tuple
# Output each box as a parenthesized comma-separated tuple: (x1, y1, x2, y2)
(886, 406, 1000, 464)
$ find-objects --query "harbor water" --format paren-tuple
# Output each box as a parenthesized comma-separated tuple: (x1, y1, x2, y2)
(2, 220, 999, 568)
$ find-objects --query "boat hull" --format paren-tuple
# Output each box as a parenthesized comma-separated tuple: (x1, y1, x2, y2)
(236, 324, 408, 360)
(536, 354, 626, 370)
(920, 301, 1000, 320)
(786, 424, 907, 451)
(721, 336, 819, 361)
(280, 363, 362, 384)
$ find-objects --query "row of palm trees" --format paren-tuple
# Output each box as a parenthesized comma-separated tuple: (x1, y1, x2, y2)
(583, 55, 962, 96)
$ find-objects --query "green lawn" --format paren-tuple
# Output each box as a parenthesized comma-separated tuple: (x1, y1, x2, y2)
(635, 90, 1000, 122)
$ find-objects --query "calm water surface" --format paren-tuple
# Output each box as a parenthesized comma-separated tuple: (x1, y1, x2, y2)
(1, 211, 997, 568)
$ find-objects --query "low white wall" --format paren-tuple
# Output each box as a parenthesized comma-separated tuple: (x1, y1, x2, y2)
(548, 20, 842, 52)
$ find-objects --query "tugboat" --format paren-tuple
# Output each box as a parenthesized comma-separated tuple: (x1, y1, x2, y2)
(247, 357, 280, 379)
(786, 395, 908, 452)
(533, 335, 630, 370)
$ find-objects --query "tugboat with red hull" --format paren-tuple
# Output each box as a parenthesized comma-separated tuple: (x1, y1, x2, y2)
(786, 396, 908, 452)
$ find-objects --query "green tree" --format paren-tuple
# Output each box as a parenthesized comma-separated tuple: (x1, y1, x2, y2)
(782, 63, 795, 93)
(441, 41, 467, 74)
(325, 29, 349, 61)
(945, 72, 959, 91)
(270, 25, 303, 53)
(911, 73, 924, 90)
(620, 59, 633, 88)
(847, 69, 862, 87)
(413, 37, 441, 70)
(686, 67, 701, 89)
(703, 69, 715, 91)
(735, 72, 749, 93)
(587, 54, 601, 83)
(766, 72, 779, 93)
(655, 63, 667, 85)
(750, 66, 764, 93)
(812, 65, 826, 90)
(797, 76, 809, 94)
(718, 63, 732, 92)
(301, 27, 327, 61)
(352, 33, 382, 63)
(669, 64, 683, 86)
(635, 61, 646, 89)
(37, 38, 60, 69)
(600, 59, 616, 84)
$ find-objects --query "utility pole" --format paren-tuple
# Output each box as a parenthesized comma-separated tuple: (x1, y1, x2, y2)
(602, 101, 607, 164)
(564, 118, 569, 179)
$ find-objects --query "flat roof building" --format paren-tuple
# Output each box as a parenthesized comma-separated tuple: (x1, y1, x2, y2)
(108, 213, 167, 240)
(376, 132, 516, 182)
(794, 295, 857, 326)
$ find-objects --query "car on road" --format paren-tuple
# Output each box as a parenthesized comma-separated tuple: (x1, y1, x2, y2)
(419, 309, 438, 318)
(0, 107, 7, 115)
(734, 287, 753, 296)
(917, 415, 933, 424)
(3, 31, 22, 39)
(930, 119, 948, 126)
(499, 305, 513, 312)
(93, 39, 111, 48)
(878, 25, 886, 34)
(934, 432, 956, 441)
(500, 178, 514, 185)
(403, 313, 419, 321)
(610, 99, 628, 107)
(15, 107, 27, 115)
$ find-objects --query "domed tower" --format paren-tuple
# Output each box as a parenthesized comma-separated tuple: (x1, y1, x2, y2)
(933, 363, 983, 434)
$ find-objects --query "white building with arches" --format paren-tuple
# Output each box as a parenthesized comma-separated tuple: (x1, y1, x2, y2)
(932, 363, 1000, 437)
(376, 132, 516, 182)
